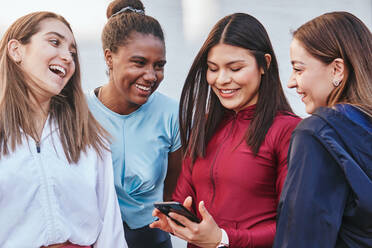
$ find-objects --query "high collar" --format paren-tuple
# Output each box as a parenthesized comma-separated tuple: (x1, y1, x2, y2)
(224, 104, 256, 121)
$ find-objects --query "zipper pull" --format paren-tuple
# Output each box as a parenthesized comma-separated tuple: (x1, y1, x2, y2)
(36, 142, 41, 153)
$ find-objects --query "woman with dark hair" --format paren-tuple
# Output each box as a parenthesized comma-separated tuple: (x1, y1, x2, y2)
(151, 13, 300, 248)
(0, 11, 124, 248)
(274, 11, 372, 248)
(85, 0, 182, 247)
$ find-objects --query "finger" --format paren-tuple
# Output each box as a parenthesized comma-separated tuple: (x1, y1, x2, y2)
(168, 212, 194, 228)
(150, 216, 173, 233)
(198, 201, 212, 221)
(183, 196, 193, 210)
(166, 216, 179, 233)
(149, 220, 160, 229)
(166, 216, 189, 240)
(153, 208, 164, 217)
(152, 208, 160, 216)
(153, 209, 168, 220)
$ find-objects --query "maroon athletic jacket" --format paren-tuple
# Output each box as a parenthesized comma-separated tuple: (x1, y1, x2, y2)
(173, 105, 300, 248)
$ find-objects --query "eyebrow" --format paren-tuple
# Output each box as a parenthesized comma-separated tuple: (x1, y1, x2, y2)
(45, 31, 76, 50)
(207, 60, 245, 66)
(291, 60, 305, 66)
(130, 55, 146, 60)
(130, 56, 166, 63)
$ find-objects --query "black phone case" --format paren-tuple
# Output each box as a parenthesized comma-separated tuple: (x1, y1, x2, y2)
(154, 202, 200, 227)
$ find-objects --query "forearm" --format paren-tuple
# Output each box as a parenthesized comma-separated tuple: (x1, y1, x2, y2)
(163, 172, 179, 201)
(164, 148, 182, 201)
(225, 222, 275, 248)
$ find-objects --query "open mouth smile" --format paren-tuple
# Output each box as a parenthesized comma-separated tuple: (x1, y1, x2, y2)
(49, 64, 66, 78)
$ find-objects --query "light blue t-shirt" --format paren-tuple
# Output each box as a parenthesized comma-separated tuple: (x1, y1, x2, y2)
(86, 90, 181, 228)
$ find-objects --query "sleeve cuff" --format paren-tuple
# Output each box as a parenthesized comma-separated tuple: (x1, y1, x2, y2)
(216, 228, 229, 248)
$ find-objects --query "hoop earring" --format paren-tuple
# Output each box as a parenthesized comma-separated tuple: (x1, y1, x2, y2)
(333, 80, 341, 87)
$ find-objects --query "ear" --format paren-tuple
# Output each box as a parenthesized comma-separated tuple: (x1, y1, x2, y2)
(260, 53, 272, 74)
(104, 48, 113, 69)
(7, 39, 23, 63)
(332, 58, 345, 83)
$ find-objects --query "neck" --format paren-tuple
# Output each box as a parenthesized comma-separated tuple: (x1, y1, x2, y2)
(98, 83, 140, 115)
(29, 93, 50, 141)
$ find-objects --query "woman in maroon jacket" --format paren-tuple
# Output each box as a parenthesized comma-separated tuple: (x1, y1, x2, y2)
(150, 13, 300, 248)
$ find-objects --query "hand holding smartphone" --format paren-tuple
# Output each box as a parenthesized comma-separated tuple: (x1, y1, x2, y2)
(154, 201, 201, 227)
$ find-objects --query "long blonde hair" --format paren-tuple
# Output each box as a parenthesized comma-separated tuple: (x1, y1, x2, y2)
(293, 11, 372, 117)
(0, 11, 108, 163)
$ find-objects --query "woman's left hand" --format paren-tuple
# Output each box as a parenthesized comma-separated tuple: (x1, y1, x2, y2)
(168, 198, 222, 248)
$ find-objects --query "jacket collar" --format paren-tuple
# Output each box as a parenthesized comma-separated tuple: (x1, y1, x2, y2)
(224, 104, 256, 121)
(19, 115, 58, 141)
(313, 106, 372, 161)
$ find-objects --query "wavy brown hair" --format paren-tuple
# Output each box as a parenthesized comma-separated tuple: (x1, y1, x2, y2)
(293, 11, 372, 116)
(180, 13, 294, 162)
(0, 11, 108, 163)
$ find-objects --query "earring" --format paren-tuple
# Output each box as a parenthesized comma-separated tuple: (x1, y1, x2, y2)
(333, 80, 341, 87)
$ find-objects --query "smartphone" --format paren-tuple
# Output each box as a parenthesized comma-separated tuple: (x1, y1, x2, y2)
(154, 201, 201, 227)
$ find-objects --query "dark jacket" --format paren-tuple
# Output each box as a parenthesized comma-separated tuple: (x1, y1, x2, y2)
(274, 107, 372, 248)
(174, 105, 301, 248)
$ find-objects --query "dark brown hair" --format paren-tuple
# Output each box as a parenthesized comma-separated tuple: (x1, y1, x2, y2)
(180, 13, 294, 162)
(102, 0, 164, 53)
(0, 11, 108, 163)
(293, 11, 372, 116)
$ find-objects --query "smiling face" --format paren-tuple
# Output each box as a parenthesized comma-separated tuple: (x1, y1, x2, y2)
(288, 39, 335, 114)
(15, 18, 76, 102)
(206, 43, 263, 112)
(106, 32, 166, 111)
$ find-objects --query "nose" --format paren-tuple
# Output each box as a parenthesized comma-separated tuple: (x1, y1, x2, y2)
(287, 72, 297, 89)
(60, 47, 73, 63)
(215, 70, 232, 86)
(143, 66, 157, 83)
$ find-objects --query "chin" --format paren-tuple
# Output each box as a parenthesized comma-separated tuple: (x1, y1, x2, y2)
(220, 103, 235, 111)
(305, 105, 316, 114)
(133, 97, 149, 106)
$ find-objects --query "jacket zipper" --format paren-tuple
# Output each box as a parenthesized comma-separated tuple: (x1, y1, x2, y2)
(35, 139, 56, 242)
(210, 114, 237, 205)
(36, 141, 41, 153)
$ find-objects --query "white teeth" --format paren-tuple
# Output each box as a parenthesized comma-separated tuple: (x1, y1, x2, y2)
(49, 65, 66, 77)
(135, 84, 151, 91)
(221, 89, 235, 94)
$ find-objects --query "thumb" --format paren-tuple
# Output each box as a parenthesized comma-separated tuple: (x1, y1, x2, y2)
(198, 201, 212, 220)
(183, 196, 193, 210)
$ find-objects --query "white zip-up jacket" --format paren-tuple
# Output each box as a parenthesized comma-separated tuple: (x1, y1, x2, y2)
(0, 119, 125, 248)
